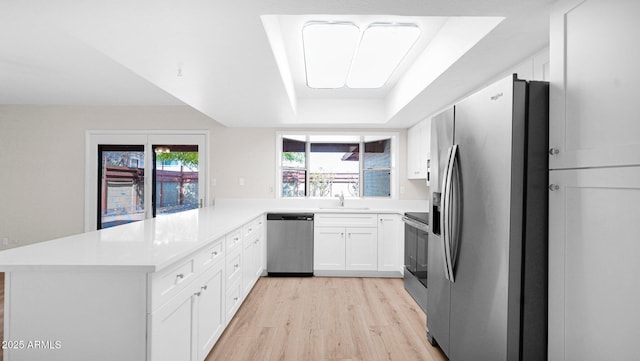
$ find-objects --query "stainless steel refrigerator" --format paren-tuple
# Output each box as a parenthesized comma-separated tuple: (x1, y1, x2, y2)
(427, 74, 548, 361)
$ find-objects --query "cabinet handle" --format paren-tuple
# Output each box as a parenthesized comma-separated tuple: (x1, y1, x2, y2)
(212, 251, 218, 256)
(234, 264, 239, 268)
(549, 148, 560, 155)
(201, 285, 208, 291)
(194, 291, 201, 297)
(248, 227, 253, 232)
(548, 184, 560, 191)
(233, 297, 239, 302)
(176, 273, 185, 279)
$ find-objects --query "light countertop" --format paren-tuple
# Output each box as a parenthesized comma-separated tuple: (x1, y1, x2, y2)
(0, 206, 265, 273)
(0, 204, 426, 273)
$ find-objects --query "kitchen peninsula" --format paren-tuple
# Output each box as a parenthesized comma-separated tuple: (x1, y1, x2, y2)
(0, 204, 412, 361)
(0, 206, 266, 361)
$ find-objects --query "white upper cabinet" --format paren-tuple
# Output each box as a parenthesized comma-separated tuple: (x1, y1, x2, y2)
(549, 0, 640, 169)
(407, 118, 431, 179)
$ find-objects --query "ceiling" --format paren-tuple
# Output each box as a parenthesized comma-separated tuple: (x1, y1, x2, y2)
(0, 0, 556, 128)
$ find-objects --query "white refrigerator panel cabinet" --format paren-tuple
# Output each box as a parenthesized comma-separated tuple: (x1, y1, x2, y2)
(548, 167, 640, 361)
(549, 0, 640, 169)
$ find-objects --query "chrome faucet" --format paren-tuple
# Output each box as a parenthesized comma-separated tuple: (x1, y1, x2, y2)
(335, 191, 345, 207)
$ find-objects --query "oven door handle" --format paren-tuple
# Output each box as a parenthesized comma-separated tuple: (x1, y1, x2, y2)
(401, 216, 430, 232)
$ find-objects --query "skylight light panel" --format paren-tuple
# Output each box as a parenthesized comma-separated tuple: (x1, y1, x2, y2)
(346, 23, 421, 89)
(302, 22, 360, 89)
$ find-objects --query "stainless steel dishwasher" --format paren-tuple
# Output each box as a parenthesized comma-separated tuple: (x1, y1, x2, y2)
(266, 213, 314, 276)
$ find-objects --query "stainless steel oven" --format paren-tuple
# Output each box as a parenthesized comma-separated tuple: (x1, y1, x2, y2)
(403, 212, 429, 312)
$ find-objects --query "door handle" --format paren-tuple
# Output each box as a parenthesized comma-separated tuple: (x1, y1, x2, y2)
(448, 144, 461, 282)
(441, 145, 454, 282)
(442, 144, 458, 283)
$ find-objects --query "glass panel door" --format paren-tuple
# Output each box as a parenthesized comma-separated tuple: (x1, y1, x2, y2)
(90, 133, 207, 231)
(97, 145, 145, 229)
(153, 144, 200, 216)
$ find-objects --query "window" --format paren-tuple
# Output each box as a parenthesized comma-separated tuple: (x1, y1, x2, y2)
(281, 136, 307, 197)
(98, 145, 146, 229)
(86, 132, 208, 231)
(277, 133, 397, 198)
(153, 144, 200, 217)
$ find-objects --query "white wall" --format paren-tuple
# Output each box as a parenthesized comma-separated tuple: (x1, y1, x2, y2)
(0, 105, 427, 249)
(0, 47, 548, 249)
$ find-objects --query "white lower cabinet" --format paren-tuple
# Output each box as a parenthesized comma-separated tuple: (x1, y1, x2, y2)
(150, 261, 225, 361)
(225, 279, 243, 321)
(548, 167, 640, 361)
(314, 226, 346, 270)
(149, 285, 194, 361)
(242, 217, 265, 295)
(313, 213, 383, 274)
(314, 226, 378, 271)
(149, 216, 265, 361)
(377, 214, 403, 273)
(225, 247, 243, 320)
(345, 227, 378, 271)
(195, 264, 226, 361)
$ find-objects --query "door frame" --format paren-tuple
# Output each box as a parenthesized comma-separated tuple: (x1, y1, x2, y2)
(85, 130, 209, 232)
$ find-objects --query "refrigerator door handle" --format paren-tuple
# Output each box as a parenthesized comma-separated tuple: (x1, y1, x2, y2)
(449, 144, 461, 279)
(442, 144, 458, 282)
(441, 146, 452, 281)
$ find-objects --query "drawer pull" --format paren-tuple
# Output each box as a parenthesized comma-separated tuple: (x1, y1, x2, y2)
(176, 273, 185, 279)
(233, 297, 239, 302)
(234, 264, 239, 269)
(201, 285, 208, 291)
(194, 291, 201, 297)
(212, 251, 218, 256)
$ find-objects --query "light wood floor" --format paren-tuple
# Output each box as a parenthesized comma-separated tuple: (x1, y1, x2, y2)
(206, 277, 448, 361)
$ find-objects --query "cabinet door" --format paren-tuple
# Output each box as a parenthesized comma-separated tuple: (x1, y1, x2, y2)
(242, 235, 256, 295)
(548, 167, 640, 361)
(226, 279, 243, 321)
(377, 214, 403, 273)
(196, 263, 225, 361)
(254, 232, 264, 278)
(549, 0, 640, 169)
(345, 227, 378, 271)
(407, 119, 431, 179)
(407, 122, 422, 179)
(149, 286, 195, 361)
(314, 227, 346, 270)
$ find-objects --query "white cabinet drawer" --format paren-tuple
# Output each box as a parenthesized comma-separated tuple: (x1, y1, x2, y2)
(151, 257, 196, 311)
(195, 238, 224, 272)
(243, 216, 264, 246)
(243, 219, 259, 240)
(226, 228, 242, 253)
(315, 213, 378, 227)
(226, 248, 242, 286)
